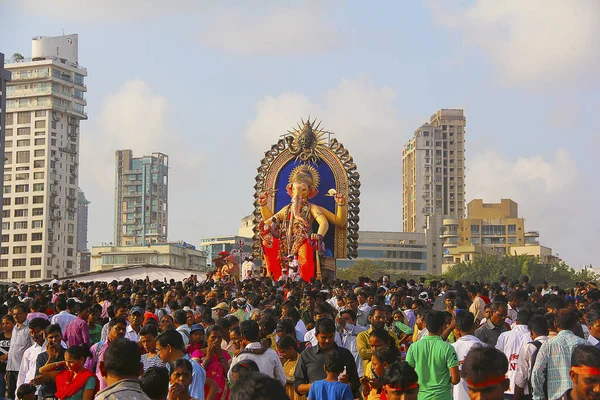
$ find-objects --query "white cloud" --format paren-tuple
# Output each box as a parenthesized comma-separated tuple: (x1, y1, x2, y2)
(12, 1, 343, 55)
(199, 3, 342, 55)
(468, 149, 596, 268)
(245, 77, 408, 231)
(14, 0, 168, 21)
(79, 80, 203, 244)
(426, 0, 600, 88)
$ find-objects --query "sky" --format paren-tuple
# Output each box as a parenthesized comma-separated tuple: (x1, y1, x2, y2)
(1, 0, 599, 270)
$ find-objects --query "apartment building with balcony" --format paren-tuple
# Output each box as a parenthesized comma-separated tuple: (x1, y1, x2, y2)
(1, 35, 87, 281)
(441, 199, 553, 271)
(402, 109, 466, 233)
(115, 150, 168, 246)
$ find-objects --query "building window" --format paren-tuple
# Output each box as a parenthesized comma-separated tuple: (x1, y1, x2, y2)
(32, 220, 43, 229)
(33, 160, 45, 168)
(33, 183, 44, 192)
(5, 141, 12, 148)
(508, 225, 516, 234)
(15, 184, 28, 193)
(471, 237, 481, 244)
(34, 172, 44, 179)
(13, 234, 27, 242)
(17, 127, 30, 136)
(31, 245, 43, 253)
(32, 208, 43, 216)
(33, 196, 44, 204)
(67, 236, 74, 245)
(17, 112, 31, 124)
(32, 233, 43, 241)
(12, 246, 27, 254)
(34, 120, 46, 129)
(67, 248, 73, 257)
(34, 149, 45, 157)
(470, 225, 480, 234)
(12, 270, 26, 278)
(35, 110, 46, 117)
(6, 113, 14, 125)
(13, 221, 28, 229)
(17, 140, 30, 147)
(0, 247, 8, 255)
(1, 198, 9, 206)
(0, 272, 7, 279)
(1, 210, 9, 218)
(14, 150, 29, 164)
(30, 269, 41, 277)
(34, 138, 45, 146)
(508, 236, 517, 244)
(481, 225, 506, 236)
(14, 209, 28, 217)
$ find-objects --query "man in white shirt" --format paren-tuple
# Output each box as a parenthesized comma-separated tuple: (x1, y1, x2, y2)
(357, 290, 372, 315)
(124, 306, 144, 342)
(241, 257, 255, 281)
(495, 310, 532, 397)
(514, 315, 550, 399)
(337, 309, 367, 377)
(50, 298, 76, 335)
(452, 310, 484, 400)
(227, 320, 286, 385)
(15, 317, 48, 396)
(304, 305, 343, 347)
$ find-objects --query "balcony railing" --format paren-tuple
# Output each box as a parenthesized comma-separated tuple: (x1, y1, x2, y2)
(6, 55, 87, 73)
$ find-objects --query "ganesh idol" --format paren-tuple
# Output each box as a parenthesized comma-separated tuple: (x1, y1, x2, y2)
(257, 164, 347, 282)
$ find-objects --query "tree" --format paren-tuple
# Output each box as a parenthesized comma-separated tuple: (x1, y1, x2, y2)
(12, 53, 24, 62)
(337, 259, 386, 281)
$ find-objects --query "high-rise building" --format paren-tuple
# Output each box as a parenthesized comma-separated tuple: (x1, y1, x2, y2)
(402, 109, 466, 233)
(115, 150, 168, 246)
(76, 188, 90, 252)
(2, 35, 87, 281)
(0, 53, 12, 272)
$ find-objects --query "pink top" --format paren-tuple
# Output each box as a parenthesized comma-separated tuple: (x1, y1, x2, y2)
(192, 349, 231, 395)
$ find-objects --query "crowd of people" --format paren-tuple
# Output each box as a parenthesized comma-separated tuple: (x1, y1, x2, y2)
(0, 270, 598, 400)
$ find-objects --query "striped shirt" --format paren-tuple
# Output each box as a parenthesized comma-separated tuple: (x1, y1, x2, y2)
(531, 329, 588, 400)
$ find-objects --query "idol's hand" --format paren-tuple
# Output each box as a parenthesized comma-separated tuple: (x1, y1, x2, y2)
(258, 192, 269, 206)
(334, 193, 346, 205)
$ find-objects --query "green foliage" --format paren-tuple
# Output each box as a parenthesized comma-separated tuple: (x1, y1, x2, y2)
(442, 255, 596, 289)
(337, 259, 422, 282)
(12, 53, 24, 61)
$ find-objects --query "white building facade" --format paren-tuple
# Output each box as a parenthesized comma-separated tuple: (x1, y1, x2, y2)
(2, 34, 87, 281)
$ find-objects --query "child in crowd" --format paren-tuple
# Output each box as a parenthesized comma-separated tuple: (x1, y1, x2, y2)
(307, 350, 353, 400)
(461, 346, 509, 400)
(277, 336, 302, 400)
(16, 384, 37, 400)
(361, 348, 399, 400)
(230, 326, 242, 354)
(380, 361, 419, 400)
(230, 360, 259, 384)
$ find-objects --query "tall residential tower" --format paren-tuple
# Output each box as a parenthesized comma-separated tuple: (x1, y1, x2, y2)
(402, 109, 466, 233)
(115, 150, 168, 246)
(2, 35, 87, 280)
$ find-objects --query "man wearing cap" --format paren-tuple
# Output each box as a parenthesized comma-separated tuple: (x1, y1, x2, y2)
(212, 302, 230, 323)
(125, 306, 144, 342)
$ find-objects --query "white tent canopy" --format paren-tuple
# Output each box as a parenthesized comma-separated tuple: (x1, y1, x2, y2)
(48, 265, 206, 283)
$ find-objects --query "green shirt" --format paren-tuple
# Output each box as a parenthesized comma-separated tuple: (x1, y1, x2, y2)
(406, 335, 458, 400)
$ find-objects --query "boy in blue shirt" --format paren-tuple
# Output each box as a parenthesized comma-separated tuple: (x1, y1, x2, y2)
(308, 350, 353, 400)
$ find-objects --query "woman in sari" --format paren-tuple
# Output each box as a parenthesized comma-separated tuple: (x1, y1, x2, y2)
(39, 345, 98, 400)
(191, 325, 231, 400)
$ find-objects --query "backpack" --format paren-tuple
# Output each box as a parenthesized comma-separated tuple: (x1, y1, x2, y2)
(528, 340, 547, 398)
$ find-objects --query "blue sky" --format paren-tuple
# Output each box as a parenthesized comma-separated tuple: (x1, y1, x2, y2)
(2, 1, 599, 270)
